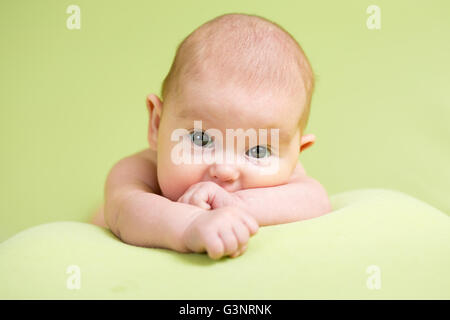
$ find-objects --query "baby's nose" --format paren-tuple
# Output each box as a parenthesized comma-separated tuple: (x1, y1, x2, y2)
(209, 163, 240, 182)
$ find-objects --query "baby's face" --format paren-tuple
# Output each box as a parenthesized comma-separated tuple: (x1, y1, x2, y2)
(156, 79, 305, 202)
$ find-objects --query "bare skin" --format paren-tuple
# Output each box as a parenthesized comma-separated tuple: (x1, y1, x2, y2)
(92, 146, 329, 259)
(93, 148, 259, 258)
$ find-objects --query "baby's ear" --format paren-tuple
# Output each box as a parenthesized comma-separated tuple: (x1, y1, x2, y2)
(146, 94, 163, 150)
(300, 133, 316, 152)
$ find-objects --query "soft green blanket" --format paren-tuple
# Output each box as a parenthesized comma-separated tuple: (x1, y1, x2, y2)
(0, 189, 449, 299)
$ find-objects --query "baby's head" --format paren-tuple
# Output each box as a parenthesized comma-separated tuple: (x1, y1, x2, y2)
(146, 13, 316, 201)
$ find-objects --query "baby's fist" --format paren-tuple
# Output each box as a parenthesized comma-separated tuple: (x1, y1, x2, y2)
(182, 206, 259, 260)
(177, 181, 238, 210)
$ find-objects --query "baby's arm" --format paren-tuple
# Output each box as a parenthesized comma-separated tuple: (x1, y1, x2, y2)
(103, 151, 258, 259)
(103, 153, 202, 252)
(233, 175, 331, 227)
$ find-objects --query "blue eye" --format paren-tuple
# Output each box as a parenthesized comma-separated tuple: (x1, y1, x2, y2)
(190, 130, 213, 147)
(246, 146, 271, 159)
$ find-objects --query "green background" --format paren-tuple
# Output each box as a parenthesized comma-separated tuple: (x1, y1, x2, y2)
(1, 0, 449, 242)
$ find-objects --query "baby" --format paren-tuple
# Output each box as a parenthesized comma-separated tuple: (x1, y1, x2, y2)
(92, 13, 331, 259)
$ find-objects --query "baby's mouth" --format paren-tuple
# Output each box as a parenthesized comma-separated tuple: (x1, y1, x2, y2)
(218, 181, 240, 193)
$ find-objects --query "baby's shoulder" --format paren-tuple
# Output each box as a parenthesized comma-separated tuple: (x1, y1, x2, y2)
(129, 148, 160, 193)
(136, 148, 157, 165)
(288, 161, 308, 183)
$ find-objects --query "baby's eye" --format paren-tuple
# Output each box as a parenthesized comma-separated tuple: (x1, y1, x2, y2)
(189, 130, 213, 148)
(246, 145, 271, 159)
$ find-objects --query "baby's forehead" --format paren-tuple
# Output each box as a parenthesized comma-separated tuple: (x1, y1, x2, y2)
(171, 80, 302, 139)
(161, 14, 314, 131)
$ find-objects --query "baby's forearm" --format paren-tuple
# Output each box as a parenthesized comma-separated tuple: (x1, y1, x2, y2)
(233, 178, 331, 226)
(105, 190, 203, 253)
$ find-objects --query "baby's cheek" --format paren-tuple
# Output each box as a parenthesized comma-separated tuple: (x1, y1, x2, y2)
(244, 174, 285, 189)
(242, 160, 293, 188)
(157, 163, 203, 201)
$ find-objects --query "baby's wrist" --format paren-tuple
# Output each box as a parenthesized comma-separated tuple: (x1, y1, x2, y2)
(229, 191, 248, 211)
(178, 208, 208, 252)
(229, 191, 259, 224)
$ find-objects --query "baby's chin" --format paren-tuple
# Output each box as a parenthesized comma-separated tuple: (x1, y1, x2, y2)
(158, 178, 241, 201)
(159, 185, 183, 202)
(157, 168, 290, 200)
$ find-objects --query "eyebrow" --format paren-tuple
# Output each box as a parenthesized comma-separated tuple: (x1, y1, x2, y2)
(175, 107, 197, 119)
(175, 106, 294, 143)
(267, 127, 293, 145)
(175, 100, 210, 116)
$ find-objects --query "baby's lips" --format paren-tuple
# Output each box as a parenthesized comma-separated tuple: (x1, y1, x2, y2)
(217, 181, 239, 193)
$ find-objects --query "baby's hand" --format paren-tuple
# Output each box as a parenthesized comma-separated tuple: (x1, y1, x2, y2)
(182, 206, 259, 259)
(177, 181, 238, 210)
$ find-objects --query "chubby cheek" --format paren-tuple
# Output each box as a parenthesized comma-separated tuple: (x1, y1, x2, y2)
(157, 161, 205, 201)
(156, 134, 208, 200)
(241, 158, 294, 188)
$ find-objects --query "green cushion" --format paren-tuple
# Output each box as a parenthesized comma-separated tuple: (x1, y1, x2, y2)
(1, 189, 449, 299)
